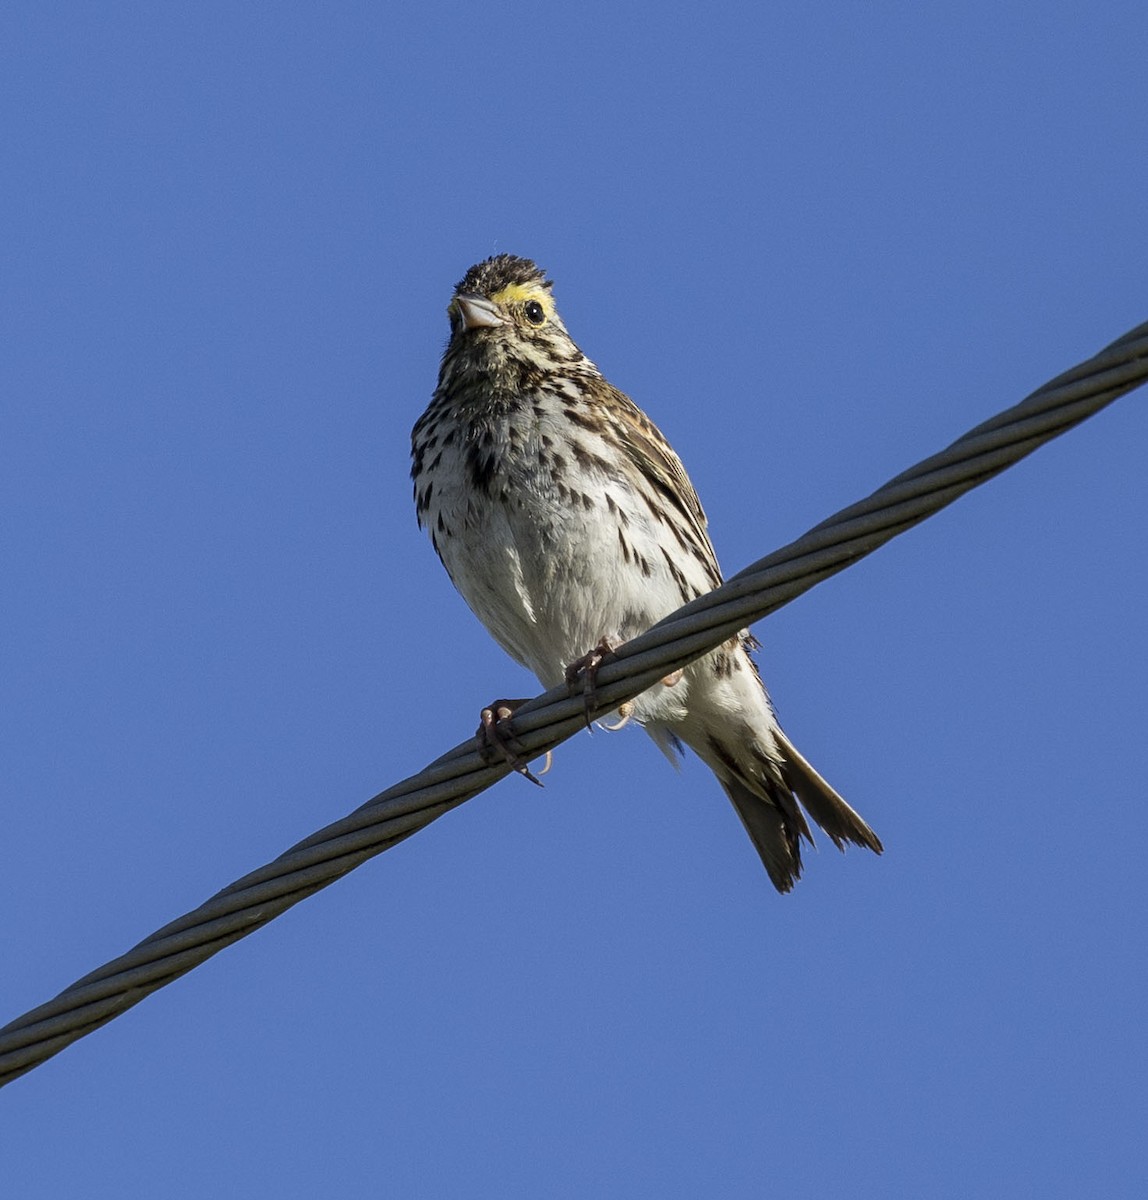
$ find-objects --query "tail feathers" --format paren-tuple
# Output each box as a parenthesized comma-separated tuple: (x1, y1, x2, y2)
(718, 728, 882, 894)
(772, 726, 884, 857)
(721, 777, 808, 893)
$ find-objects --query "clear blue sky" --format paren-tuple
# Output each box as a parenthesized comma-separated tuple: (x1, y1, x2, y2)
(3, 4, 1146, 1196)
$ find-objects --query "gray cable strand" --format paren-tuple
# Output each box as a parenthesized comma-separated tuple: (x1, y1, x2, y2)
(3, 320, 1146, 1087)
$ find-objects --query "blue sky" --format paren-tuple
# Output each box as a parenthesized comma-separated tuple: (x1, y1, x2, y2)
(3, 3, 1146, 1196)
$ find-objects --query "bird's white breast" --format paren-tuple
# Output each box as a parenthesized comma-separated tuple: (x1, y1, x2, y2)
(419, 397, 712, 689)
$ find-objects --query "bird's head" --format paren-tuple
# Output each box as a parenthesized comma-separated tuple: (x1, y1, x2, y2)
(447, 254, 569, 345)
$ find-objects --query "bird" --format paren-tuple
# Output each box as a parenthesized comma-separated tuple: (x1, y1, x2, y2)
(411, 254, 882, 891)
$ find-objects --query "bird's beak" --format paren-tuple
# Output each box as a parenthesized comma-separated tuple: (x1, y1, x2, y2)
(455, 293, 506, 330)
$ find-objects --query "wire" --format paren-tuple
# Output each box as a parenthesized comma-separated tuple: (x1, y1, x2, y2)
(2, 320, 1146, 1087)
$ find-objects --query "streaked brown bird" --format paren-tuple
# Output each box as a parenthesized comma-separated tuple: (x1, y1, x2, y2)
(411, 254, 882, 891)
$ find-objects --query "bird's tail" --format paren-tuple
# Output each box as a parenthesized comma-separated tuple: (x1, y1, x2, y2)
(712, 724, 882, 893)
(638, 643, 883, 892)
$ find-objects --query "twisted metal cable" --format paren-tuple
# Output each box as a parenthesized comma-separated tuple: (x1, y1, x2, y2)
(3, 320, 1146, 1087)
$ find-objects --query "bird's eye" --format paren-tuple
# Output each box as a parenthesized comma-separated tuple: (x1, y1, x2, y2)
(524, 300, 546, 325)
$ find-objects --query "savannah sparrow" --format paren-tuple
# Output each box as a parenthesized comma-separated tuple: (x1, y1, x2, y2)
(411, 254, 882, 891)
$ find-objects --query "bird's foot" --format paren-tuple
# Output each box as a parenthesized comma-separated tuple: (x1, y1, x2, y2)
(599, 669, 678, 732)
(599, 701, 635, 732)
(564, 636, 622, 730)
(477, 698, 550, 787)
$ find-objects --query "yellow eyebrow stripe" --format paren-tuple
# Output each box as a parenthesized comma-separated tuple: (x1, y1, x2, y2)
(489, 282, 551, 310)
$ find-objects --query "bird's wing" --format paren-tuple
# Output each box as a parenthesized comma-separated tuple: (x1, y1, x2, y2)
(607, 384, 724, 591)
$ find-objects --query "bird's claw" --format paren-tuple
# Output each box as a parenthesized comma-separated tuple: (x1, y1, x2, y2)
(564, 636, 621, 730)
(477, 699, 548, 786)
(600, 701, 635, 731)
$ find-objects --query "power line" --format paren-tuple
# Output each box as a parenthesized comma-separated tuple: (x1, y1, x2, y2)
(2, 319, 1146, 1087)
